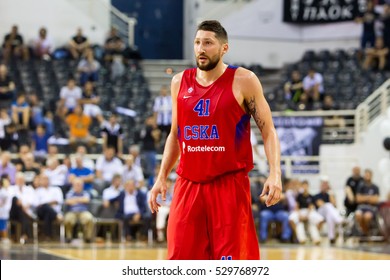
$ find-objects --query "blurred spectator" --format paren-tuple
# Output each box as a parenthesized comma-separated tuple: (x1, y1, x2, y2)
(104, 26, 125, 63)
(122, 154, 144, 189)
(0, 174, 12, 244)
(43, 156, 69, 197)
(380, 4, 390, 49)
(34, 173, 64, 241)
(70, 145, 95, 171)
(344, 166, 364, 216)
(0, 151, 16, 184)
(363, 36, 389, 70)
(1, 122, 20, 153)
(129, 144, 142, 167)
(79, 81, 104, 124)
(0, 109, 12, 151)
(2, 25, 29, 62)
(52, 104, 68, 138)
(11, 92, 31, 135)
(9, 172, 36, 243)
(68, 28, 89, 60)
(153, 85, 172, 151)
(106, 179, 147, 241)
(65, 104, 96, 149)
(0, 64, 16, 109)
(68, 154, 95, 196)
(20, 152, 40, 186)
(139, 116, 160, 186)
(28, 93, 44, 128)
(12, 144, 31, 171)
(355, 0, 380, 50)
(303, 68, 324, 104)
(100, 113, 123, 156)
(63, 178, 94, 243)
(59, 77, 82, 114)
(77, 47, 100, 86)
(31, 124, 50, 159)
(355, 169, 380, 236)
(313, 176, 343, 245)
(95, 146, 124, 192)
(289, 180, 324, 245)
(284, 70, 304, 104)
(102, 174, 123, 202)
(32, 27, 54, 60)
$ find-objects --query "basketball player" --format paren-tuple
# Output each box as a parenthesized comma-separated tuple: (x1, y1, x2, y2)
(148, 20, 282, 260)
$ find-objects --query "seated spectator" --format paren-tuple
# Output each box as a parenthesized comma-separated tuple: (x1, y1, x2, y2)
(155, 173, 175, 243)
(94, 146, 124, 192)
(34, 174, 64, 241)
(32, 27, 54, 60)
(153, 85, 172, 151)
(0, 151, 16, 184)
(2, 25, 29, 62)
(1, 122, 19, 152)
(0, 64, 16, 109)
(100, 113, 123, 156)
(289, 180, 324, 245)
(31, 124, 50, 159)
(0, 109, 12, 151)
(303, 68, 324, 104)
(363, 36, 389, 71)
(79, 81, 104, 124)
(68, 28, 89, 60)
(20, 152, 40, 186)
(63, 178, 94, 243)
(70, 145, 95, 171)
(11, 93, 32, 142)
(12, 143, 31, 171)
(65, 104, 96, 149)
(77, 47, 100, 86)
(104, 26, 125, 63)
(102, 174, 123, 202)
(254, 175, 291, 243)
(0, 174, 12, 244)
(344, 166, 363, 217)
(355, 169, 380, 237)
(42, 156, 69, 197)
(313, 176, 343, 245)
(380, 4, 390, 50)
(284, 70, 304, 104)
(9, 172, 36, 243)
(68, 154, 95, 196)
(58, 77, 82, 114)
(122, 154, 144, 189)
(106, 179, 146, 241)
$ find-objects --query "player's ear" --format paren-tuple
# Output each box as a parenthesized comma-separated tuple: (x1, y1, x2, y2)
(222, 43, 228, 54)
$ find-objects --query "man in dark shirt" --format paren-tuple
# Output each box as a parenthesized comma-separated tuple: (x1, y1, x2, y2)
(355, 0, 380, 49)
(0, 64, 15, 109)
(68, 28, 89, 60)
(355, 169, 380, 236)
(2, 25, 29, 62)
(344, 166, 364, 216)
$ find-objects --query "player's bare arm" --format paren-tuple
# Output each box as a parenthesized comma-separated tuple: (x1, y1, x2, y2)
(234, 67, 282, 207)
(148, 72, 182, 213)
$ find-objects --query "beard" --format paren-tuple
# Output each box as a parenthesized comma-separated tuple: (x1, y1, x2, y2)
(196, 54, 220, 71)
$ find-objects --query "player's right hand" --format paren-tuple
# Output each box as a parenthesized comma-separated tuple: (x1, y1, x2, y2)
(148, 178, 167, 213)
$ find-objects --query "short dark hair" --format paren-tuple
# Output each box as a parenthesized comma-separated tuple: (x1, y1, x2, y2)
(197, 20, 228, 43)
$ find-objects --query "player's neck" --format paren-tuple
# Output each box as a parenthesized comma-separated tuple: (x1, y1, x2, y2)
(196, 63, 228, 86)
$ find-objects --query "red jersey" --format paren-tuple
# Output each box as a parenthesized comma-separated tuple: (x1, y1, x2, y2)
(176, 65, 253, 182)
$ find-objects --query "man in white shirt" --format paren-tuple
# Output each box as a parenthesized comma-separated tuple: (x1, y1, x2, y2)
(122, 155, 144, 189)
(95, 146, 124, 193)
(43, 156, 69, 197)
(35, 173, 64, 241)
(303, 68, 324, 104)
(59, 77, 82, 114)
(153, 85, 172, 149)
(9, 172, 36, 243)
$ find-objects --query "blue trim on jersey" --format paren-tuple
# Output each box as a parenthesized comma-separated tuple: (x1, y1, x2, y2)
(228, 65, 238, 69)
(235, 114, 251, 141)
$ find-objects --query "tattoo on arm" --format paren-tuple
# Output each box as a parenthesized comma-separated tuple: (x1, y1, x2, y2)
(245, 96, 265, 132)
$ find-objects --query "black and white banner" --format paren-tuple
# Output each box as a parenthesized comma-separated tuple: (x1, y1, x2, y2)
(274, 116, 323, 173)
(283, 0, 367, 24)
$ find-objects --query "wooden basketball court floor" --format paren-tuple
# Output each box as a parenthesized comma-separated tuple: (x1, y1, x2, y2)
(1, 238, 390, 260)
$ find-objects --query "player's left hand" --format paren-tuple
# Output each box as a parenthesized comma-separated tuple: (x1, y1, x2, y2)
(260, 176, 282, 207)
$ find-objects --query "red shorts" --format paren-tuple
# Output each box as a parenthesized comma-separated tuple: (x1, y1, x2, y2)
(167, 171, 260, 260)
